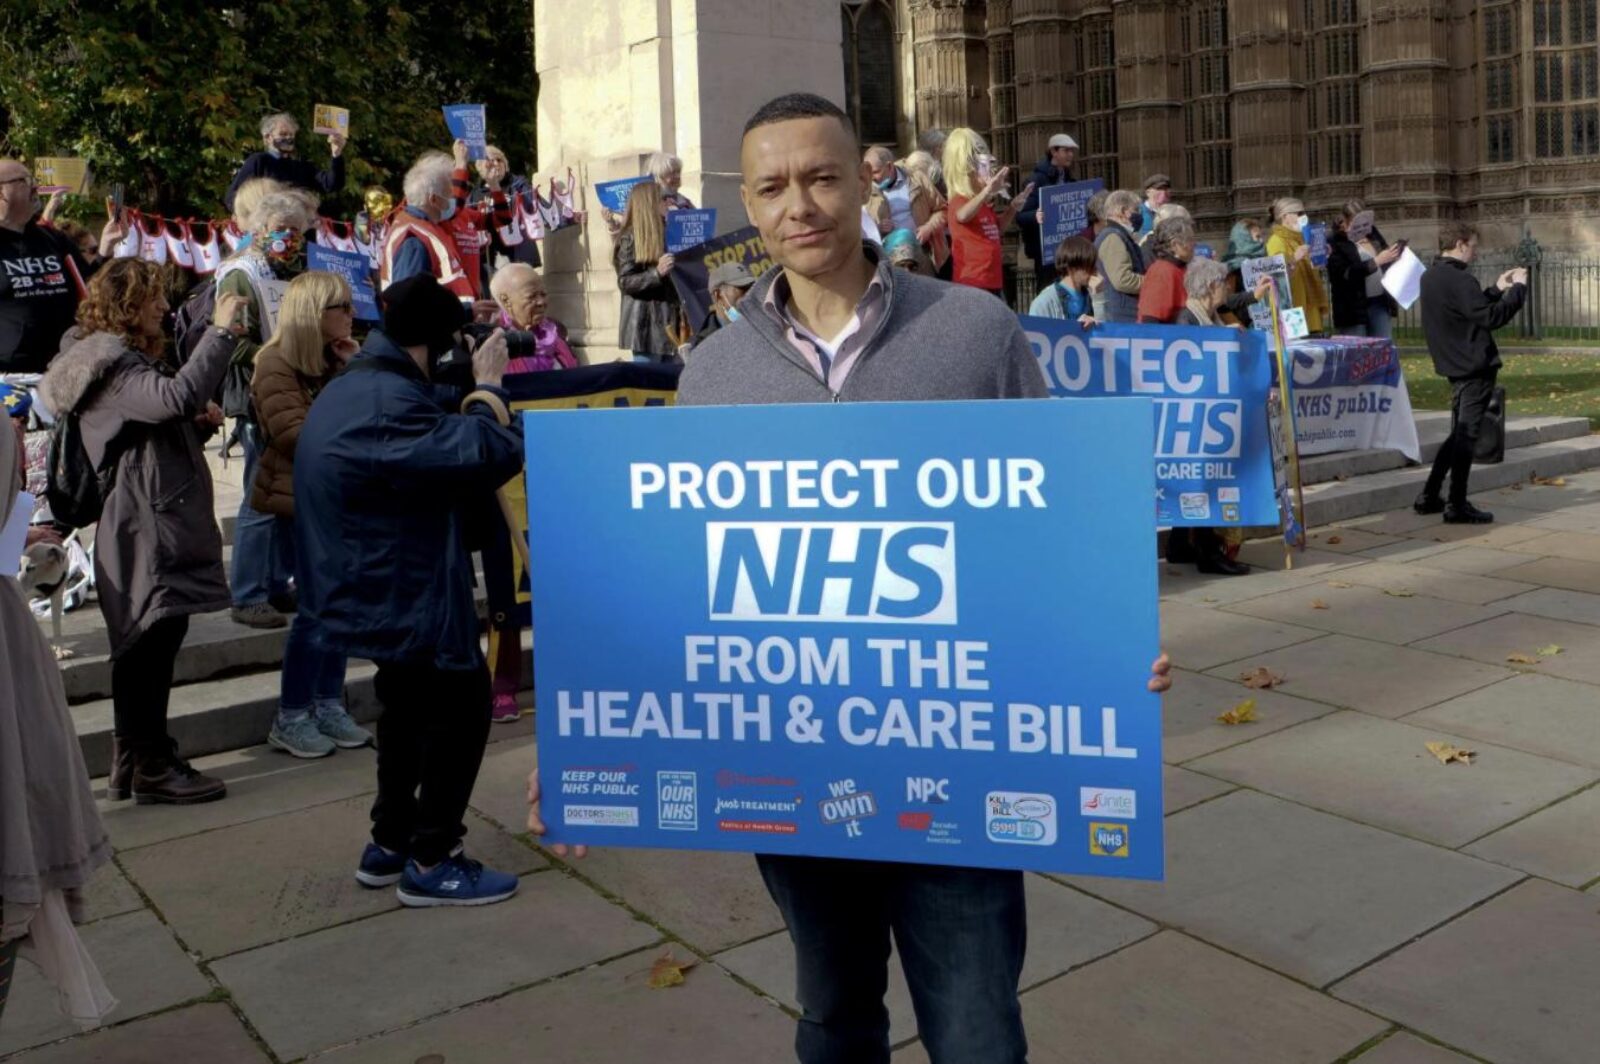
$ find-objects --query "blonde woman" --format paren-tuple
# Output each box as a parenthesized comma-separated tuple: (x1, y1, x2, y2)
(250, 271, 369, 758)
(612, 181, 682, 362)
(941, 128, 1034, 296)
(1266, 197, 1331, 335)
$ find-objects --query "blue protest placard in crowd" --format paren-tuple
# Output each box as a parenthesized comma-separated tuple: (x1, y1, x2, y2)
(594, 176, 653, 214)
(1021, 318, 1279, 528)
(1305, 222, 1330, 267)
(306, 242, 379, 321)
(442, 104, 487, 160)
(1039, 178, 1105, 271)
(524, 399, 1165, 880)
(666, 208, 717, 253)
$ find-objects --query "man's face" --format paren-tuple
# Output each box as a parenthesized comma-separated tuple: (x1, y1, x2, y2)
(265, 121, 297, 155)
(1456, 236, 1479, 264)
(1147, 186, 1170, 207)
(865, 152, 895, 183)
(478, 155, 508, 185)
(0, 162, 37, 228)
(1050, 146, 1076, 170)
(715, 282, 750, 315)
(741, 116, 870, 280)
(659, 168, 682, 193)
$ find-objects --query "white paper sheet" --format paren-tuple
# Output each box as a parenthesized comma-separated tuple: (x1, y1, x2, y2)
(1382, 247, 1425, 310)
(2, 491, 36, 575)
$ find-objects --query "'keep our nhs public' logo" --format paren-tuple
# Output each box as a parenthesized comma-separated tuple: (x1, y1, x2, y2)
(706, 522, 957, 624)
(986, 791, 1057, 846)
(656, 772, 698, 832)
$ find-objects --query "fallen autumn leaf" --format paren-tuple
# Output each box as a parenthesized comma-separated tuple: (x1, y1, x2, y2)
(648, 951, 699, 990)
(1327, 580, 1354, 589)
(1239, 666, 1285, 690)
(1506, 652, 1542, 665)
(1424, 741, 1475, 765)
(1536, 644, 1564, 656)
(1384, 588, 1416, 598)
(1311, 599, 1330, 609)
(1217, 699, 1258, 725)
(1326, 535, 1343, 545)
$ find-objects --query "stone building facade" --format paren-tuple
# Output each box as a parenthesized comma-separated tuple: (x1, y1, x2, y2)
(847, 0, 1599, 249)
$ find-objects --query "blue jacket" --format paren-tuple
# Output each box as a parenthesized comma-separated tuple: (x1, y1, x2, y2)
(293, 331, 523, 669)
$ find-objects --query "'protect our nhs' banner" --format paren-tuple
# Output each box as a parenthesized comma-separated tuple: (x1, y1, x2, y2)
(1023, 318, 1278, 528)
(524, 400, 1164, 879)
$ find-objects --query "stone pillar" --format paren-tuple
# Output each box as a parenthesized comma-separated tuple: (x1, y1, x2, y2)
(1230, 0, 1308, 219)
(1362, 0, 1454, 240)
(533, 0, 845, 361)
(909, 0, 991, 136)
(1111, 0, 1182, 197)
(1012, 0, 1075, 164)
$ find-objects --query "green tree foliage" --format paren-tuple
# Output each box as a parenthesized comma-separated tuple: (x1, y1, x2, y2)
(0, 0, 536, 217)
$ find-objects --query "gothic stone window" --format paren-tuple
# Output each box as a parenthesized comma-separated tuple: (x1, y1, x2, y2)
(991, 32, 1018, 169)
(1533, 0, 1600, 157)
(1484, 2, 1520, 163)
(843, 0, 898, 147)
(1074, 13, 1118, 187)
(1182, 1, 1232, 192)
(1306, 0, 1362, 178)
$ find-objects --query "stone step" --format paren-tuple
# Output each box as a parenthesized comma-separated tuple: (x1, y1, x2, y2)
(1298, 412, 1591, 486)
(1299, 434, 1600, 526)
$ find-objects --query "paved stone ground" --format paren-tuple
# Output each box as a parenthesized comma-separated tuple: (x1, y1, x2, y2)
(6, 476, 1600, 1063)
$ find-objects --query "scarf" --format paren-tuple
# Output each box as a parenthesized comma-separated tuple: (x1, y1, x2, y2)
(1184, 297, 1217, 326)
(502, 313, 578, 373)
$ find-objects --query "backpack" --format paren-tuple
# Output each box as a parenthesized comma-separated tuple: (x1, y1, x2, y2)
(172, 277, 216, 368)
(45, 404, 118, 529)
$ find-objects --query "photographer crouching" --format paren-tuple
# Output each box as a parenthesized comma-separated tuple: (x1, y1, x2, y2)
(294, 274, 526, 907)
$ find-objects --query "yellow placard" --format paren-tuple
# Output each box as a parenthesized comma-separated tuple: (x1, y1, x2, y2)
(33, 157, 88, 194)
(312, 104, 350, 137)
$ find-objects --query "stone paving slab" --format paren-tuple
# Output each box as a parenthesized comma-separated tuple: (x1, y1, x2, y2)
(118, 795, 545, 959)
(1463, 786, 1600, 887)
(307, 951, 795, 1064)
(1414, 612, 1600, 685)
(1493, 554, 1600, 594)
(1327, 559, 1537, 605)
(97, 744, 380, 851)
(1014, 931, 1388, 1064)
(210, 873, 661, 1061)
(1389, 544, 1540, 575)
(1305, 527, 1407, 554)
(1158, 601, 1324, 672)
(1471, 481, 1600, 512)
(1159, 669, 1336, 764)
(1188, 711, 1599, 847)
(1334, 879, 1600, 1064)
(1221, 582, 1507, 646)
(1354, 539, 1467, 565)
(1062, 791, 1521, 987)
(466, 733, 538, 835)
(1404, 509, 1551, 544)
(1405, 673, 1600, 769)
(1336, 508, 1449, 536)
(1157, 551, 1366, 608)
(1351, 1032, 1477, 1063)
(1501, 528, 1600, 562)
(1524, 501, 1600, 533)
(1, 1003, 269, 1064)
(0, 911, 212, 1057)
(1492, 585, 1600, 626)
(1162, 765, 1236, 814)
(77, 862, 144, 925)
(717, 929, 918, 1042)
(1203, 634, 1513, 719)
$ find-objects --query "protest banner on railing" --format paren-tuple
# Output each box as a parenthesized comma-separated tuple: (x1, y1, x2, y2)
(523, 398, 1164, 878)
(1021, 317, 1279, 528)
(1281, 336, 1421, 461)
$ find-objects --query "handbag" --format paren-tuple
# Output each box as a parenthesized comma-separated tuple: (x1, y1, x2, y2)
(1474, 385, 1506, 464)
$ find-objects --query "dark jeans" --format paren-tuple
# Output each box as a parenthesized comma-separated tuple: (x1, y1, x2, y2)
(1425, 372, 1498, 505)
(111, 616, 190, 749)
(757, 854, 1028, 1064)
(370, 661, 493, 866)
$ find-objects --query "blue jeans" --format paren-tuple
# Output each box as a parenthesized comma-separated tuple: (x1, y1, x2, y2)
(1365, 298, 1394, 339)
(757, 855, 1028, 1064)
(279, 610, 349, 720)
(230, 423, 292, 607)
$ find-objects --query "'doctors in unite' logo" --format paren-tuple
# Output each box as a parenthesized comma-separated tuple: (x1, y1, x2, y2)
(985, 791, 1057, 846)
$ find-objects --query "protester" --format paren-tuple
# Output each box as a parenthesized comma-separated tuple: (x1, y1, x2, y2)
(0, 158, 124, 372)
(248, 270, 369, 757)
(1018, 133, 1079, 288)
(1414, 224, 1527, 525)
(1266, 197, 1330, 335)
(442, 139, 517, 301)
(942, 128, 1034, 297)
(295, 274, 524, 905)
(1026, 234, 1098, 325)
(901, 149, 938, 190)
(474, 145, 542, 270)
(1139, 203, 1192, 251)
(215, 190, 317, 629)
(489, 262, 578, 373)
(1327, 200, 1402, 337)
(54, 219, 104, 272)
(882, 228, 934, 276)
(613, 181, 683, 362)
(1094, 189, 1146, 323)
(649, 151, 695, 211)
(692, 259, 761, 341)
(863, 146, 948, 269)
(1138, 174, 1172, 234)
(1223, 217, 1267, 271)
(1080, 188, 1110, 241)
(227, 176, 290, 250)
(0, 419, 116, 1028)
(41, 260, 238, 804)
(1137, 217, 1197, 324)
(1177, 255, 1272, 328)
(529, 91, 1173, 1064)
(225, 112, 347, 212)
(381, 151, 476, 302)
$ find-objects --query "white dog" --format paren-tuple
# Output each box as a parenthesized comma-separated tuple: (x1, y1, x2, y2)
(18, 538, 73, 659)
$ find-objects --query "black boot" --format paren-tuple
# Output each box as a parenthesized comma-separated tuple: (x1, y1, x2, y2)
(1195, 530, 1250, 576)
(106, 735, 136, 801)
(1413, 491, 1445, 515)
(131, 739, 227, 806)
(1165, 529, 1196, 564)
(1443, 501, 1494, 525)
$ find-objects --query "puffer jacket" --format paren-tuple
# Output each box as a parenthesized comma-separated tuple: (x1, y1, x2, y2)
(250, 342, 340, 516)
(613, 232, 682, 358)
(40, 327, 233, 656)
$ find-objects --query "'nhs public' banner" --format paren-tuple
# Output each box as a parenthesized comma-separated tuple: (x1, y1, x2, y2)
(1023, 318, 1278, 528)
(525, 400, 1165, 879)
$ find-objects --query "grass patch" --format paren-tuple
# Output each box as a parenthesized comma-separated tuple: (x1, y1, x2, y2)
(1402, 353, 1600, 430)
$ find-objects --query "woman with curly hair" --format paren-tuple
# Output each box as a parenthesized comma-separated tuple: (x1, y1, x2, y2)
(41, 258, 246, 805)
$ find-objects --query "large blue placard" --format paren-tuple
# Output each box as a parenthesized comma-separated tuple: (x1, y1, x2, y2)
(594, 176, 653, 214)
(666, 209, 717, 253)
(306, 242, 379, 321)
(1022, 318, 1279, 529)
(1039, 178, 1105, 271)
(525, 399, 1164, 879)
(441, 104, 487, 160)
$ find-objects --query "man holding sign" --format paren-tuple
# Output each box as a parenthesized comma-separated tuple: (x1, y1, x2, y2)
(526, 92, 1171, 1064)
(225, 113, 346, 212)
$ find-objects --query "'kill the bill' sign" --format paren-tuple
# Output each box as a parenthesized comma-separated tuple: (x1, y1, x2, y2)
(524, 399, 1164, 879)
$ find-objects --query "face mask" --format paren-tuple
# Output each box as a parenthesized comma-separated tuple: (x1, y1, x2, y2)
(1295, 214, 1309, 230)
(271, 136, 296, 155)
(264, 229, 302, 262)
(876, 174, 896, 191)
(726, 305, 742, 323)
(439, 199, 457, 223)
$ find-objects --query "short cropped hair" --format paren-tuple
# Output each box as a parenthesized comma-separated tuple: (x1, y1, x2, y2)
(1085, 189, 1111, 223)
(260, 112, 298, 137)
(1053, 235, 1098, 274)
(1439, 221, 1479, 252)
(1105, 189, 1142, 219)
(743, 93, 854, 140)
(1184, 257, 1229, 298)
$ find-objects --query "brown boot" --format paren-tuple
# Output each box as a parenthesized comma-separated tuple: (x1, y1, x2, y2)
(131, 740, 227, 806)
(106, 736, 136, 801)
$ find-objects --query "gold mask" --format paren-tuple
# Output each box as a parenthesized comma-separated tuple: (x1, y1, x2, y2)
(363, 186, 394, 217)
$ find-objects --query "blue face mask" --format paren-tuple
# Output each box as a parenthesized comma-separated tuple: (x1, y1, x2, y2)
(439, 199, 457, 223)
(726, 305, 742, 323)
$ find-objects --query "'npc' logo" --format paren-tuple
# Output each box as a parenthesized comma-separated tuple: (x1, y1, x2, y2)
(706, 522, 957, 624)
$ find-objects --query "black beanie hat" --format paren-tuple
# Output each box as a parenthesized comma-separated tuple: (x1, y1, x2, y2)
(381, 274, 469, 349)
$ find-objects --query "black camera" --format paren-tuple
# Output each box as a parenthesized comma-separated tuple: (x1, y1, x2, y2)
(461, 323, 538, 364)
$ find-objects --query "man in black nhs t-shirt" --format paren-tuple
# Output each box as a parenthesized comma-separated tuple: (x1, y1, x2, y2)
(0, 158, 113, 374)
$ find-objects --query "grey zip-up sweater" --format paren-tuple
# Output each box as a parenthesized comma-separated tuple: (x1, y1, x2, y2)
(679, 251, 1047, 405)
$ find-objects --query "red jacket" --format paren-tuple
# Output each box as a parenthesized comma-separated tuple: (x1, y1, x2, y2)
(1137, 256, 1188, 325)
